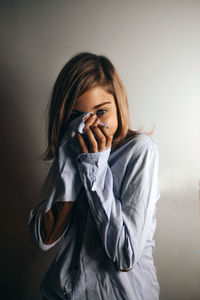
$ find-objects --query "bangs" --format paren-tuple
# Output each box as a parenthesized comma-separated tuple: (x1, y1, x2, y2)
(76, 63, 115, 98)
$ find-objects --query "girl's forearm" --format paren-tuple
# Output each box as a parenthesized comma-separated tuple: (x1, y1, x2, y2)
(40, 201, 74, 245)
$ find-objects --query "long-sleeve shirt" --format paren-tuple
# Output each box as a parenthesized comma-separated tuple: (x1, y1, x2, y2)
(29, 113, 160, 300)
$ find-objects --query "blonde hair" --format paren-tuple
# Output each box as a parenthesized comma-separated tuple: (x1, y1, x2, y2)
(41, 52, 141, 162)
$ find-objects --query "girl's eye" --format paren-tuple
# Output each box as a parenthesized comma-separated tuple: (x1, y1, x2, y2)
(97, 109, 107, 115)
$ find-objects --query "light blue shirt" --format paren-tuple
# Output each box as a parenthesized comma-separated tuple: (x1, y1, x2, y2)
(29, 112, 160, 299)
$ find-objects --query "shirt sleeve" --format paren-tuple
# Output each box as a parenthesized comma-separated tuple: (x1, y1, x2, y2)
(76, 141, 160, 271)
(28, 136, 82, 251)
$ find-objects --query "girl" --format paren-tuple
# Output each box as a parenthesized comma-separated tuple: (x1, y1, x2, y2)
(29, 52, 160, 300)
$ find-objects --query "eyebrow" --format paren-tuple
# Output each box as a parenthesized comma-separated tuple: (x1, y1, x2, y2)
(72, 101, 111, 114)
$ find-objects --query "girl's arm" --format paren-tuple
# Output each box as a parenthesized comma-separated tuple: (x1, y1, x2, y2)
(29, 113, 93, 250)
(39, 201, 74, 245)
(76, 139, 160, 271)
(28, 136, 82, 251)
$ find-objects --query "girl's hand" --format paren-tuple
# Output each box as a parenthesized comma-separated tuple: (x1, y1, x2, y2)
(77, 114, 113, 153)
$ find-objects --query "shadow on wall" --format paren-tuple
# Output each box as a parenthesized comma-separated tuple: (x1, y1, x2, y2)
(0, 63, 59, 300)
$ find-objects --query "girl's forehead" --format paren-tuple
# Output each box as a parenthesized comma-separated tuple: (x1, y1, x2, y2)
(74, 87, 115, 110)
(83, 85, 108, 94)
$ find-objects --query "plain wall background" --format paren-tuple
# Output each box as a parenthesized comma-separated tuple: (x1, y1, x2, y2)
(1, 0, 200, 299)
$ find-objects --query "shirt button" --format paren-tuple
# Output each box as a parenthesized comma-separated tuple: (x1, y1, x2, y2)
(64, 290, 72, 296)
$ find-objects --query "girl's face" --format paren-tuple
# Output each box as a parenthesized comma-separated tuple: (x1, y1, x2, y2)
(72, 86, 119, 137)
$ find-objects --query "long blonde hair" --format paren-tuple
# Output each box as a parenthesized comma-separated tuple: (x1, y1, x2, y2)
(41, 52, 141, 162)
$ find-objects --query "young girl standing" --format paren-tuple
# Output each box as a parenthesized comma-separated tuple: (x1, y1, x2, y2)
(29, 52, 160, 300)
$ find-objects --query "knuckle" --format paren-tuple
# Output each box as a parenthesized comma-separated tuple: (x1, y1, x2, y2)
(100, 137, 106, 143)
(90, 125, 96, 130)
(100, 134, 106, 140)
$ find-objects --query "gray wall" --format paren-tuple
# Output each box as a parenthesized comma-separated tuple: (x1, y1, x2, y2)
(1, 0, 200, 299)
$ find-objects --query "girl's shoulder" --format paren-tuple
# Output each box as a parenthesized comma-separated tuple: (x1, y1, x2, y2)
(118, 133, 157, 155)
(110, 133, 158, 167)
(130, 133, 157, 149)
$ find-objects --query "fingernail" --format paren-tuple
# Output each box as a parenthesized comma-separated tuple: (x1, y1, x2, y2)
(98, 121, 109, 129)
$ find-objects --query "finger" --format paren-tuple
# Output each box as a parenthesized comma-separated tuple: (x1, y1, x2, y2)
(83, 113, 93, 122)
(84, 127, 98, 152)
(84, 114, 97, 130)
(77, 133, 89, 153)
(97, 124, 113, 148)
(90, 126, 107, 152)
(92, 118, 100, 127)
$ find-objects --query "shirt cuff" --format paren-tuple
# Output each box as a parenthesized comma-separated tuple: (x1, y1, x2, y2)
(76, 147, 111, 191)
